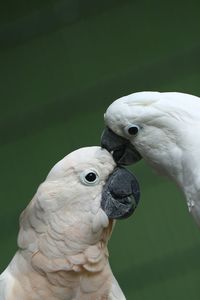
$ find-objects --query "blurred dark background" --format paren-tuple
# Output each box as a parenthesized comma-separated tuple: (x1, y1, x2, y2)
(1, 0, 200, 299)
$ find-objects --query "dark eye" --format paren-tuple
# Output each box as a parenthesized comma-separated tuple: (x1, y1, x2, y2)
(128, 126, 139, 135)
(80, 169, 99, 185)
(125, 125, 140, 136)
(85, 172, 97, 182)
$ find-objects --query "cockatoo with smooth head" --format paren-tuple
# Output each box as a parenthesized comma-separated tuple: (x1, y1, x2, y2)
(0, 146, 140, 300)
(101, 91, 200, 226)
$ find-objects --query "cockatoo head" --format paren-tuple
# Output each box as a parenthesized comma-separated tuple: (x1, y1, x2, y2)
(18, 146, 140, 259)
(102, 91, 200, 183)
(44, 146, 140, 222)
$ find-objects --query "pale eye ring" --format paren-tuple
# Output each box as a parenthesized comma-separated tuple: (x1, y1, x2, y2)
(80, 169, 99, 186)
(124, 124, 140, 136)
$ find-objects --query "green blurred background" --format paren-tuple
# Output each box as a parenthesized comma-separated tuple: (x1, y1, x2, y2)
(1, 0, 200, 299)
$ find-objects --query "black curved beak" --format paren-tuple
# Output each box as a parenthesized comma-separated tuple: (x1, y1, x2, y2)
(101, 167, 140, 219)
(101, 127, 142, 165)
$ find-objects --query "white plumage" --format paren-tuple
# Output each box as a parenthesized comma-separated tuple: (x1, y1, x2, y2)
(103, 91, 200, 226)
(0, 147, 126, 300)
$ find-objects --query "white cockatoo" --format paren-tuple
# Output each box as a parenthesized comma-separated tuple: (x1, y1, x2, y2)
(0, 146, 140, 300)
(101, 91, 200, 226)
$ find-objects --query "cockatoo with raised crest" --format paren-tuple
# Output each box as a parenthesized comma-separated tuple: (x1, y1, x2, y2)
(101, 91, 200, 226)
(0, 146, 140, 300)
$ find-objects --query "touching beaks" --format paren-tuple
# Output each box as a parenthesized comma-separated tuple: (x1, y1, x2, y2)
(101, 127, 142, 166)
